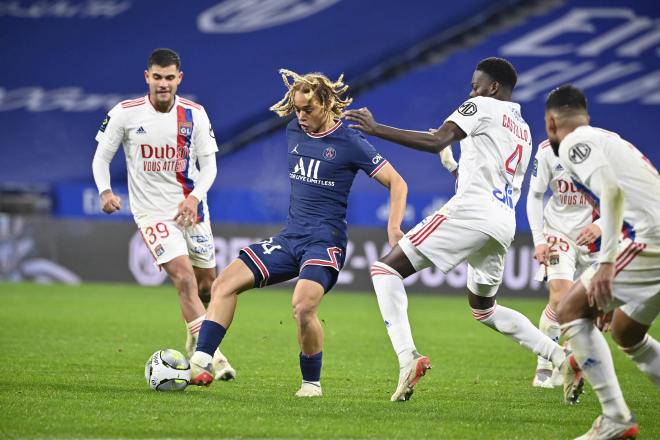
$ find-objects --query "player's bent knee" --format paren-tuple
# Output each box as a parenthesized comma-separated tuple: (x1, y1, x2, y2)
(291, 300, 317, 324)
(210, 274, 239, 300)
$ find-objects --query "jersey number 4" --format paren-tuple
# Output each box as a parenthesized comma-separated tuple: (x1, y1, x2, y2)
(505, 144, 524, 176)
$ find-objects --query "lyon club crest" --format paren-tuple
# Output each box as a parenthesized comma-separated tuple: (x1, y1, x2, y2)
(323, 146, 336, 160)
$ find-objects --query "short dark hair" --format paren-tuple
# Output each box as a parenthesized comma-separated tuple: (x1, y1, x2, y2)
(476, 57, 517, 90)
(148, 48, 181, 70)
(545, 85, 588, 112)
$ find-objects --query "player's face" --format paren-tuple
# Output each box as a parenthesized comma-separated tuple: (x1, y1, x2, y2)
(544, 112, 561, 156)
(293, 91, 329, 133)
(145, 64, 182, 108)
(469, 70, 497, 98)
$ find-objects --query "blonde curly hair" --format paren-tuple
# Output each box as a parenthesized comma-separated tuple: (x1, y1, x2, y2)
(270, 68, 353, 118)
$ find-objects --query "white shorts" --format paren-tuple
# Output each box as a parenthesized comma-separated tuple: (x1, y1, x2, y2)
(399, 213, 506, 297)
(137, 218, 216, 269)
(580, 238, 660, 326)
(534, 229, 597, 282)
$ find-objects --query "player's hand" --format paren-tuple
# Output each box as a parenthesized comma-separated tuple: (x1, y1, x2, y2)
(100, 189, 121, 214)
(533, 243, 550, 265)
(587, 262, 615, 311)
(596, 310, 614, 332)
(343, 108, 378, 135)
(174, 195, 199, 227)
(576, 223, 602, 246)
(387, 226, 404, 248)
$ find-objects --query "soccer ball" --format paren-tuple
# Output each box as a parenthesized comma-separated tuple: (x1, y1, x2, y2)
(144, 349, 191, 391)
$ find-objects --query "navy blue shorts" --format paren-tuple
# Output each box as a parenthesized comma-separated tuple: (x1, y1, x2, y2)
(238, 229, 346, 293)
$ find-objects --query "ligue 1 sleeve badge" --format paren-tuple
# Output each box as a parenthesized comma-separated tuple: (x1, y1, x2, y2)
(323, 146, 336, 160)
(99, 115, 110, 132)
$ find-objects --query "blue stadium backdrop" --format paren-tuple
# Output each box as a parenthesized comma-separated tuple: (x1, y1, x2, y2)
(1, 0, 658, 290)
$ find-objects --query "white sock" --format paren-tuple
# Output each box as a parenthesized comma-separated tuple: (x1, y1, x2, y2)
(474, 303, 566, 367)
(620, 334, 660, 387)
(371, 262, 416, 368)
(191, 351, 213, 367)
(185, 314, 205, 356)
(562, 318, 632, 421)
(537, 305, 560, 370)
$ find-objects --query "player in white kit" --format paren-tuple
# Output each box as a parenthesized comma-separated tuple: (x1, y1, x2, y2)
(527, 138, 602, 388)
(345, 57, 567, 401)
(92, 48, 235, 380)
(546, 85, 660, 440)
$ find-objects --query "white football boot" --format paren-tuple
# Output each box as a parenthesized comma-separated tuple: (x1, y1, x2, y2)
(295, 381, 323, 397)
(560, 353, 585, 405)
(213, 349, 236, 381)
(189, 359, 215, 386)
(391, 350, 431, 402)
(550, 366, 563, 387)
(532, 368, 555, 389)
(574, 414, 638, 440)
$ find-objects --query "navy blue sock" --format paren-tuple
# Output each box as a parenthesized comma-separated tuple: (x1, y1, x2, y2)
(196, 320, 227, 356)
(299, 351, 323, 382)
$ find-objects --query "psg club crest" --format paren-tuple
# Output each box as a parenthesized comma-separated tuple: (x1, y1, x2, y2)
(323, 146, 336, 160)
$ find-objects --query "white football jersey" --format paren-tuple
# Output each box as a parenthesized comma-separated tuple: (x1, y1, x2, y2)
(95, 95, 218, 222)
(441, 96, 533, 247)
(530, 139, 597, 244)
(559, 125, 660, 243)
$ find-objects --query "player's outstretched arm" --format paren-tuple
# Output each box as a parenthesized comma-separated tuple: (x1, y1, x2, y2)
(526, 190, 548, 265)
(344, 108, 466, 154)
(174, 153, 217, 227)
(372, 163, 407, 247)
(92, 143, 121, 214)
(585, 166, 624, 310)
(429, 129, 458, 177)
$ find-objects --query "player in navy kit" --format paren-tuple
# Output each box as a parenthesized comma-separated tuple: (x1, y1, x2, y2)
(188, 69, 408, 396)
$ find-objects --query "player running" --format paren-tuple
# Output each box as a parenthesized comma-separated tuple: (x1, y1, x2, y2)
(527, 138, 602, 388)
(546, 85, 659, 440)
(92, 48, 235, 380)
(345, 57, 568, 402)
(188, 69, 408, 397)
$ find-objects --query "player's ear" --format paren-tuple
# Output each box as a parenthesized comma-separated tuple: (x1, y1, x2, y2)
(144, 69, 149, 84)
(178, 71, 184, 84)
(545, 114, 556, 134)
(489, 81, 499, 97)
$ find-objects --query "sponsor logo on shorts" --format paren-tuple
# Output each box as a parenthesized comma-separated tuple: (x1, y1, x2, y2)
(154, 244, 165, 257)
(191, 234, 210, 243)
(191, 243, 214, 255)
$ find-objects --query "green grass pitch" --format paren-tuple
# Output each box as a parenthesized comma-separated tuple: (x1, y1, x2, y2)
(1, 282, 658, 439)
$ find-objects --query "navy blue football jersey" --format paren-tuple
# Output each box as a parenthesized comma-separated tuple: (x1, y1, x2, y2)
(285, 119, 388, 239)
